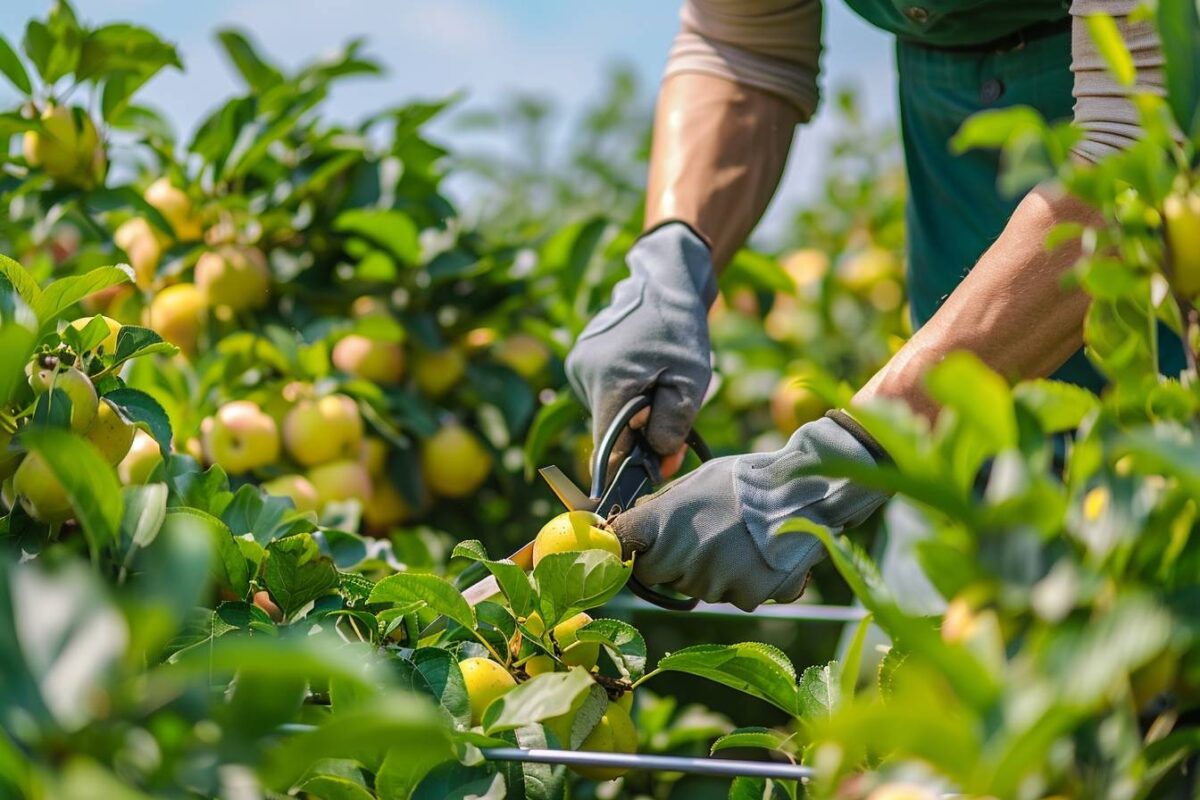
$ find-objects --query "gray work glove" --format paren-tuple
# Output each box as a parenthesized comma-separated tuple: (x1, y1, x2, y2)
(611, 415, 890, 611)
(566, 221, 717, 464)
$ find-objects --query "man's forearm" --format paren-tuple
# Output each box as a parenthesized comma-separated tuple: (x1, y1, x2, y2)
(645, 73, 800, 271)
(855, 185, 1099, 419)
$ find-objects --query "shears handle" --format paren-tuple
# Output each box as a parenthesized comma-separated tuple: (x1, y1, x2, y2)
(592, 395, 712, 612)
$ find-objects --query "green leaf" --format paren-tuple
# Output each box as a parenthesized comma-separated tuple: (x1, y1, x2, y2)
(574, 618, 647, 681)
(110, 325, 178, 366)
(0, 312, 37, 408)
(481, 667, 596, 733)
(0, 253, 43, 310)
(34, 267, 133, 335)
(797, 661, 840, 719)
(523, 390, 579, 480)
(451, 540, 536, 618)
(103, 387, 173, 452)
(951, 106, 1047, 153)
(116, 482, 167, 569)
(0, 35, 31, 94)
(654, 642, 799, 715)
(369, 572, 476, 631)
(265, 533, 340, 619)
(394, 648, 471, 730)
(840, 613, 873, 701)
(1158, 0, 1200, 139)
(1013, 380, 1100, 434)
(76, 23, 181, 82)
(728, 776, 796, 800)
(334, 209, 421, 265)
(533, 549, 630, 628)
(710, 727, 790, 754)
(21, 428, 122, 557)
(83, 187, 175, 238)
(215, 28, 283, 92)
(162, 507, 248, 598)
(1086, 14, 1135, 87)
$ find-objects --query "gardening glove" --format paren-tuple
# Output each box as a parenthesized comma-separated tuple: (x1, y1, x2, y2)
(611, 412, 890, 611)
(565, 221, 717, 470)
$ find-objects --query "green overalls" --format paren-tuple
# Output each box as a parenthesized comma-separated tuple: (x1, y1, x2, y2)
(842, 0, 1186, 389)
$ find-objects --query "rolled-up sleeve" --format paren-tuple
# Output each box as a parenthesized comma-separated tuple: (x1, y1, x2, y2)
(665, 0, 824, 122)
(1070, 0, 1168, 162)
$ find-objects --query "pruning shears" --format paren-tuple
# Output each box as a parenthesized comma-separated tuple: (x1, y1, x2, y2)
(458, 394, 711, 613)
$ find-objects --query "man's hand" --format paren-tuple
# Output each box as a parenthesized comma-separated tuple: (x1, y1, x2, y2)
(566, 222, 717, 474)
(611, 415, 889, 611)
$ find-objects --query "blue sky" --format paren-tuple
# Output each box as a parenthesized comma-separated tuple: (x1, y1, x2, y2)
(1, 0, 897, 243)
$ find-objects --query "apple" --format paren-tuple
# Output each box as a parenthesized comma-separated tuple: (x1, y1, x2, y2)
(144, 177, 203, 241)
(420, 423, 492, 498)
(459, 657, 516, 725)
(552, 612, 599, 669)
(779, 248, 830, 296)
(261, 474, 320, 515)
(769, 376, 828, 435)
(28, 363, 98, 433)
(531, 510, 622, 566)
(363, 479, 412, 534)
(1164, 189, 1200, 298)
(615, 691, 634, 713)
(306, 459, 372, 507)
(24, 104, 106, 188)
(350, 295, 389, 318)
(253, 590, 284, 622)
(332, 334, 405, 384)
(283, 393, 363, 467)
(412, 347, 466, 398)
(838, 246, 898, 293)
(195, 246, 270, 313)
(201, 400, 280, 475)
(359, 437, 388, 477)
(118, 430, 163, 485)
(114, 217, 165, 288)
(86, 400, 136, 465)
(494, 333, 550, 380)
(866, 784, 938, 800)
(145, 283, 206, 356)
(69, 315, 122, 354)
(569, 701, 637, 780)
(13, 451, 73, 525)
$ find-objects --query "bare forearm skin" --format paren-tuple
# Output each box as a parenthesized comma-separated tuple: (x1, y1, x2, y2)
(855, 185, 1100, 419)
(645, 73, 801, 271)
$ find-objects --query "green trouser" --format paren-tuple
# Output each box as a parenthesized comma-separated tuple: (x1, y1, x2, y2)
(898, 28, 1187, 390)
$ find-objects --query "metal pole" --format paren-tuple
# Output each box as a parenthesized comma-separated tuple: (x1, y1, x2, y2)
(480, 748, 813, 781)
(603, 596, 868, 623)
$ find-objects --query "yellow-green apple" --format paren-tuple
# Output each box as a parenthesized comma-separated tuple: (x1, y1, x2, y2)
(532, 510, 621, 566)
(195, 246, 270, 313)
(412, 347, 466, 397)
(29, 363, 98, 433)
(306, 459, 372, 507)
(145, 283, 205, 356)
(13, 451, 73, 525)
(24, 104, 106, 188)
(282, 393, 363, 466)
(494, 333, 550, 380)
(118, 430, 163, 485)
(419, 423, 491, 498)
(69, 315, 121, 354)
(261, 474, 320, 514)
(201, 400, 280, 475)
(459, 657, 516, 725)
(86, 400, 136, 464)
(332, 334, 405, 384)
(114, 217, 165, 288)
(144, 177, 202, 241)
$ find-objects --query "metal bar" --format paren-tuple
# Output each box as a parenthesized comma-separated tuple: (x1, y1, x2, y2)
(603, 595, 868, 623)
(479, 747, 813, 781)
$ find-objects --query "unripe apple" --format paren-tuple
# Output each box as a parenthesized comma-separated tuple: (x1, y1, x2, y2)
(350, 295, 389, 318)
(524, 654, 556, 677)
(283, 393, 363, 467)
(494, 333, 550, 380)
(569, 701, 637, 780)
(359, 437, 388, 478)
(201, 400, 280, 475)
(118, 430, 163, 485)
(114, 217, 165, 288)
(459, 657, 516, 725)
(307, 459, 372, 508)
(69, 315, 121, 354)
(363, 479, 412, 534)
(553, 612, 599, 669)
(412, 347, 466, 398)
(145, 283, 205, 356)
(24, 104, 106, 188)
(144, 177, 203, 241)
(1164, 190, 1200, 298)
(420, 423, 491, 498)
(769, 376, 828, 435)
(261, 474, 320, 514)
(13, 451, 73, 525)
(780, 248, 830, 296)
(615, 690, 633, 713)
(332, 334, 405, 384)
(86, 400, 136, 464)
(195, 246, 270, 313)
(29, 364, 98, 433)
(838, 246, 898, 293)
(532, 510, 621, 566)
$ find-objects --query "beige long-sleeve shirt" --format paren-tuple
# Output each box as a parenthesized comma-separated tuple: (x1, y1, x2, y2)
(664, 0, 1164, 162)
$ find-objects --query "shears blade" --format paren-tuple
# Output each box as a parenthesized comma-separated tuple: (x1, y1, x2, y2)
(537, 465, 596, 512)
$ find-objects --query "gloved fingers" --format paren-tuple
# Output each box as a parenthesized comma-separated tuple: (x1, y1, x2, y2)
(644, 381, 703, 460)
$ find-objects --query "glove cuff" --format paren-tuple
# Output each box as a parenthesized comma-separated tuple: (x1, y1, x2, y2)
(824, 409, 890, 464)
(631, 220, 719, 309)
